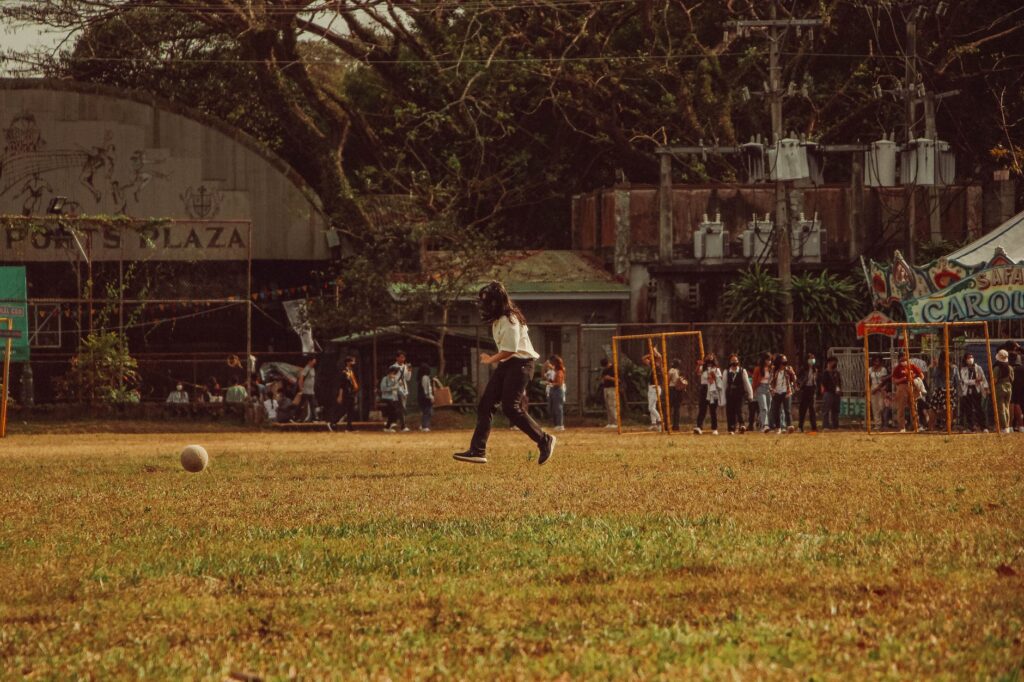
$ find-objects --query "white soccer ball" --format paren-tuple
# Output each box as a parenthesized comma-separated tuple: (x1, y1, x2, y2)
(180, 444, 209, 473)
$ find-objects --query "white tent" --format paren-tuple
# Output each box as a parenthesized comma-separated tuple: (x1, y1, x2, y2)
(946, 210, 1024, 266)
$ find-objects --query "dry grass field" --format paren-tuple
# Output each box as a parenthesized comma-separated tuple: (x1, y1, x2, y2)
(1, 426, 1022, 680)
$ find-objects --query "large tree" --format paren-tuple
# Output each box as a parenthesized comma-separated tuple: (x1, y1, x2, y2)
(5, 0, 1024, 249)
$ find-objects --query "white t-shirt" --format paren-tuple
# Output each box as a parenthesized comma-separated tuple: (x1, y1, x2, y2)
(492, 316, 540, 361)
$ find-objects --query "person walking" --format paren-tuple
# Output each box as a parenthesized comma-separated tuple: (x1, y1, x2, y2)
(751, 352, 773, 432)
(298, 356, 318, 422)
(331, 355, 359, 432)
(957, 352, 989, 432)
(694, 354, 723, 435)
(642, 348, 664, 431)
(820, 356, 843, 430)
(768, 354, 796, 434)
(547, 355, 566, 432)
(600, 358, 617, 428)
(891, 352, 924, 433)
(453, 281, 555, 465)
(724, 354, 753, 434)
(667, 358, 688, 432)
(796, 353, 819, 432)
(379, 365, 403, 432)
(993, 349, 1015, 434)
(417, 362, 434, 432)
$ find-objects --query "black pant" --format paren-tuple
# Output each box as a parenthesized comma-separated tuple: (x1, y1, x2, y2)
(470, 358, 545, 452)
(798, 386, 817, 431)
(747, 399, 758, 431)
(669, 388, 683, 430)
(334, 394, 357, 429)
(383, 400, 398, 429)
(696, 387, 718, 431)
(769, 393, 787, 429)
(961, 391, 984, 430)
(725, 394, 744, 432)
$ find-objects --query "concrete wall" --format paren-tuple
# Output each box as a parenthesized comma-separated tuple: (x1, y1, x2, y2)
(0, 80, 328, 261)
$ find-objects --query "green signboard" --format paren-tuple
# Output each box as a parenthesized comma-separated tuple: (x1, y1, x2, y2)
(0, 266, 29, 363)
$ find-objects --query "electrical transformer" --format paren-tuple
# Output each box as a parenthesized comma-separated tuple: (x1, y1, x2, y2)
(767, 138, 810, 181)
(791, 212, 824, 262)
(900, 138, 956, 186)
(865, 136, 898, 187)
(741, 214, 775, 261)
(693, 213, 727, 260)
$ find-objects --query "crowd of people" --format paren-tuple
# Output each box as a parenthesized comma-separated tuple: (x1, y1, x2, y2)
(618, 343, 1024, 435)
(157, 334, 1023, 436)
(629, 350, 844, 435)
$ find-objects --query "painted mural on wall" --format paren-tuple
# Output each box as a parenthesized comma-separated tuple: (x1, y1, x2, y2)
(1, 113, 171, 217)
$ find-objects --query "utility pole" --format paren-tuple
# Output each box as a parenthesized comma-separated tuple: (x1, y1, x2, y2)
(768, 3, 795, 359)
(726, 2, 820, 359)
(904, 13, 918, 264)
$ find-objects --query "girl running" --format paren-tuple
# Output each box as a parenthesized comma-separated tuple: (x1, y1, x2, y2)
(453, 281, 556, 465)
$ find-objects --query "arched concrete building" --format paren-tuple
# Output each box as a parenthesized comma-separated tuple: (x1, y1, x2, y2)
(0, 80, 333, 400)
(0, 78, 330, 262)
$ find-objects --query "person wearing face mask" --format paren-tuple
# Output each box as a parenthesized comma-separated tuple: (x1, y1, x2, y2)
(768, 354, 796, 434)
(694, 354, 723, 435)
(957, 353, 988, 432)
(724, 354, 753, 434)
(165, 381, 190, 417)
(796, 353, 819, 433)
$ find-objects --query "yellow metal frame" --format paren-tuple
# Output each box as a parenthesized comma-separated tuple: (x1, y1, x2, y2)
(862, 321, 1000, 436)
(0, 318, 11, 439)
(611, 331, 705, 434)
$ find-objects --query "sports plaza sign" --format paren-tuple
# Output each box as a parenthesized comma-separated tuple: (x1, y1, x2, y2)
(0, 266, 29, 363)
(0, 222, 249, 262)
(903, 264, 1024, 323)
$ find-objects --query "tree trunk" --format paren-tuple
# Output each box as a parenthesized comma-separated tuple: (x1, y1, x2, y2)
(437, 307, 449, 377)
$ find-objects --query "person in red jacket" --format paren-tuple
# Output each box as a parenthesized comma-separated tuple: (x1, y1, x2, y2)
(891, 351, 924, 433)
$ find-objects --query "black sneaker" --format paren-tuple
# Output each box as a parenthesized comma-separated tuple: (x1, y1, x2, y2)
(453, 450, 488, 464)
(538, 434, 556, 466)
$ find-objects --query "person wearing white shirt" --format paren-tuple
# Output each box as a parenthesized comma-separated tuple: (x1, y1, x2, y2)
(694, 354, 724, 435)
(868, 356, 889, 431)
(453, 281, 555, 466)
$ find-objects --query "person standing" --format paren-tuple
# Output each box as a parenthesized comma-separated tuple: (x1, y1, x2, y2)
(768, 354, 795, 434)
(751, 352, 773, 432)
(453, 281, 555, 465)
(957, 353, 988, 432)
(600, 358, 617, 428)
(891, 352, 924, 433)
(667, 358, 688, 432)
(298, 356, 318, 422)
(724, 354, 753, 434)
(694, 354, 723, 435)
(796, 353, 819, 432)
(393, 351, 412, 432)
(868, 356, 889, 431)
(547, 355, 566, 432)
(820, 356, 843, 430)
(993, 349, 1015, 434)
(331, 355, 359, 432)
(642, 348, 664, 431)
(418, 362, 434, 432)
(1012, 351, 1024, 432)
(379, 365, 403, 432)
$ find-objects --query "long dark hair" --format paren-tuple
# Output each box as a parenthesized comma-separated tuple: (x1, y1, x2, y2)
(478, 280, 526, 325)
(549, 355, 565, 372)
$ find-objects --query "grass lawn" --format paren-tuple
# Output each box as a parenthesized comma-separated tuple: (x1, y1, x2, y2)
(1, 427, 1022, 679)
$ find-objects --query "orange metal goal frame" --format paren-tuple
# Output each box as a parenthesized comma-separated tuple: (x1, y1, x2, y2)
(862, 321, 1001, 435)
(611, 331, 705, 435)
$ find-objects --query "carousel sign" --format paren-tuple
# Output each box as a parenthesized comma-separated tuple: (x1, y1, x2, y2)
(903, 264, 1024, 323)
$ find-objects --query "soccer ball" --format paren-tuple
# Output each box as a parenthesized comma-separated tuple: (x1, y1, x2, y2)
(180, 444, 209, 473)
